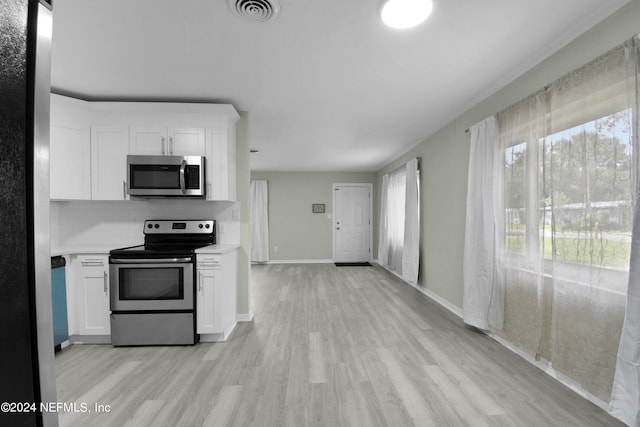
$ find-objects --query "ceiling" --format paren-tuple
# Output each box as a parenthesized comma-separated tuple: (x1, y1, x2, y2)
(50, 0, 629, 171)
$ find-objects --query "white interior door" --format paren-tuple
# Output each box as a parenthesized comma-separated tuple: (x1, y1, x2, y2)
(333, 184, 372, 263)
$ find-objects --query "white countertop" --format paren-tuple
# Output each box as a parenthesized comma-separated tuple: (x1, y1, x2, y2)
(194, 243, 240, 254)
(51, 243, 240, 257)
(50, 247, 113, 257)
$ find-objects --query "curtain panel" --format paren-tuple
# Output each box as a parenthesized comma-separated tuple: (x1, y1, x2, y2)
(464, 36, 640, 424)
(611, 184, 640, 426)
(402, 158, 420, 283)
(462, 116, 502, 330)
(610, 37, 640, 427)
(378, 159, 421, 283)
(250, 180, 270, 263)
(378, 174, 390, 266)
(387, 166, 406, 272)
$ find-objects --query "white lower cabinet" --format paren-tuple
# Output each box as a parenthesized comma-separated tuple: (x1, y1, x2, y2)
(197, 267, 220, 334)
(196, 251, 237, 341)
(74, 255, 111, 337)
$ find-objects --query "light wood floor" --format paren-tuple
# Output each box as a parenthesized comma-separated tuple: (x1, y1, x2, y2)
(55, 263, 623, 426)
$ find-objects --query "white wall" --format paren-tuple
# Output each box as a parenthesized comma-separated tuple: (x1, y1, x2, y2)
(51, 200, 240, 252)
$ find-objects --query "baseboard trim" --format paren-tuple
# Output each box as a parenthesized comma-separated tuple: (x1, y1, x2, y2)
(372, 260, 463, 319)
(415, 283, 463, 318)
(199, 332, 226, 343)
(236, 312, 254, 322)
(372, 260, 612, 414)
(255, 259, 334, 265)
(68, 335, 111, 345)
(486, 332, 611, 412)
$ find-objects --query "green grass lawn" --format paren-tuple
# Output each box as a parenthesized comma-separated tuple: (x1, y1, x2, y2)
(506, 235, 630, 270)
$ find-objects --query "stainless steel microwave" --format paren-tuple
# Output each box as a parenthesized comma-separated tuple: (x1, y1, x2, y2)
(127, 155, 205, 197)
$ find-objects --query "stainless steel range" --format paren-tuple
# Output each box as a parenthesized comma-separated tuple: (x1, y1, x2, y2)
(109, 219, 216, 346)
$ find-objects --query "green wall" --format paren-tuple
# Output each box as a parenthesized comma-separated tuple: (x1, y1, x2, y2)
(250, 171, 375, 261)
(375, 0, 640, 309)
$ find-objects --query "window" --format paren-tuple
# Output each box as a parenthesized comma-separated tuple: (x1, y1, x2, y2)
(378, 159, 420, 282)
(540, 110, 633, 270)
(505, 142, 527, 254)
(466, 35, 639, 405)
(503, 110, 634, 271)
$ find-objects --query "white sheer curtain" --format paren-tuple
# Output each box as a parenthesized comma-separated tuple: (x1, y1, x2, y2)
(611, 188, 640, 426)
(463, 37, 639, 418)
(402, 159, 420, 283)
(387, 166, 406, 272)
(250, 180, 269, 263)
(610, 37, 640, 426)
(462, 116, 502, 330)
(378, 159, 420, 282)
(378, 174, 390, 266)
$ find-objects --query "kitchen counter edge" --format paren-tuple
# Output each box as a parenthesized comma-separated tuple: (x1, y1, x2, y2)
(195, 244, 240, 254)
(51, 243, 240, 258)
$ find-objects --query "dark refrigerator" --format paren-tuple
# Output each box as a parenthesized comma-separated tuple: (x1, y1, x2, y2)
(0, 0, 57, 426)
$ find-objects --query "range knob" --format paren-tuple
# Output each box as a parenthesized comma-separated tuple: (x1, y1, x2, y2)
(147, 224, 153, 229)
(154, 224, 159, 229)
(205, 223, 211, 229)
(198, 224, 204, 229)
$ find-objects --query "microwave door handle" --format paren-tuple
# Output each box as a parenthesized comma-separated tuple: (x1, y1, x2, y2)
(180, 159, 187, 194)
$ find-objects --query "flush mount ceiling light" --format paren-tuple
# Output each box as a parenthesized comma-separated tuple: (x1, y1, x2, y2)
(380, 0, 433, 29)
(228, 0, 280, 23)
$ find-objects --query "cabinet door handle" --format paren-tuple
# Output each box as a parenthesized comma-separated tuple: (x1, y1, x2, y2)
(200, 261, 219, 267)
(169, 136, 174, 155)
(123, 180, 127, 199)
(103, 271, 108, 294)
(81, 261, 104, 267)
(161, 136, 166, 155)
(198, 271, 203, 293)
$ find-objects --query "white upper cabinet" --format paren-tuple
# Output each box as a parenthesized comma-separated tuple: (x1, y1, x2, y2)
(50, 95, 91, 200)
(129, 126, 205, 156)
(91, 126, 129, 200)
(129, 126, 167, 155)
(206, 126, 237, 201)
(50, 96, 239, 201)
(171, 127, 206, 156)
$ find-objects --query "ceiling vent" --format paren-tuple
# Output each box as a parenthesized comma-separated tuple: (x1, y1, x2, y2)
(227, 0, 280, 23)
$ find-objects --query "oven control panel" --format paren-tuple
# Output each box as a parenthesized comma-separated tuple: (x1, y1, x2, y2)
(143, 220, 215, 234)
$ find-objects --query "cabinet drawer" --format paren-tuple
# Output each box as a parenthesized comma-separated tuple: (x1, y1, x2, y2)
(77, 256, 107, 268)
(197, 255, 221, 269)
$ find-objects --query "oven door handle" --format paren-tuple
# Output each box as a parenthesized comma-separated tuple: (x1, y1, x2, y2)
(110, 257, 193, 264)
